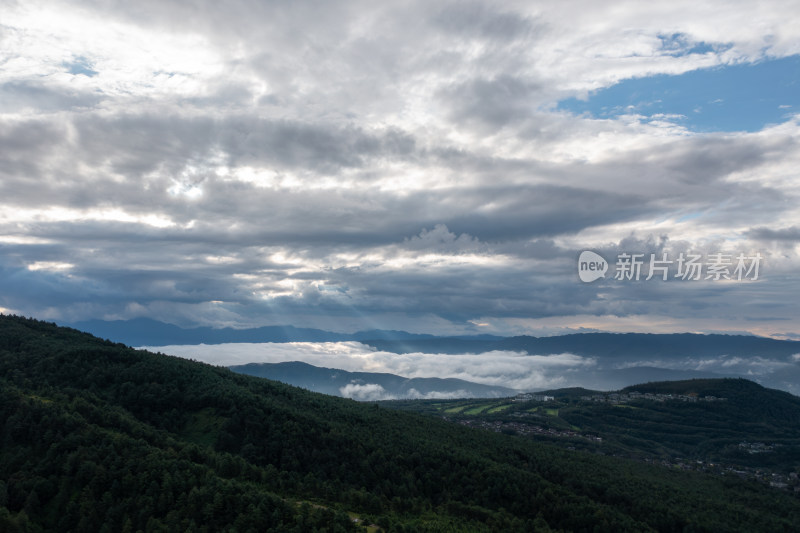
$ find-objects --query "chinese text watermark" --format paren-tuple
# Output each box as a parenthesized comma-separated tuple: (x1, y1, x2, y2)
(578, 251, 762, 283)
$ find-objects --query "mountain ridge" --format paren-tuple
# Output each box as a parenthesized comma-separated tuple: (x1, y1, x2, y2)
(67, 318, 800, 352)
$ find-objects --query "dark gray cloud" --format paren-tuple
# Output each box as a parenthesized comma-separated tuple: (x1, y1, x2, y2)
(439, 75, 543, 129)
(432, 2, 539, 41)
(748, 226, 800, 242)
(0, 0, 798, 337)
(0, 81, 102, 112)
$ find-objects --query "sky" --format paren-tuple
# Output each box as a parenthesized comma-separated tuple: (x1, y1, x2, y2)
(2, 0, 800, 339)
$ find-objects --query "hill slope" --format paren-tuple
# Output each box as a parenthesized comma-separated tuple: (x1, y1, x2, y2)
(388, 378, 800, 477)
(2, 315, 800, 532)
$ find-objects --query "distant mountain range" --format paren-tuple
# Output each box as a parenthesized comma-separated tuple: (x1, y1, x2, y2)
(68, 318, 799, 357)
(231, 361, 516, 399)
(363, 332, 800, 359)
(67, 318, 800, 395)
(67, 317, 502, 346)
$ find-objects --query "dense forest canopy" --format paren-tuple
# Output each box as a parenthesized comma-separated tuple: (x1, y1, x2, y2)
(2, 314, 799, 532)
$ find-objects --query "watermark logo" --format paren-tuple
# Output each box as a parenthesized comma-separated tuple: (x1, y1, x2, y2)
(578, 251, 762, 283)
(578, 250, 608, 282)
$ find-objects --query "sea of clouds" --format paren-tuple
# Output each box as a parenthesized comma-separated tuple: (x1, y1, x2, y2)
(142, 341, 596, 393)
(141, 341, 800, 398)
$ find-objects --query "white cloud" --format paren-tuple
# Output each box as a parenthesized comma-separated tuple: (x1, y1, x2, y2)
(338, 382, 474, 401)
(339, 383, 391, 401)
(143, 342, 596, 391)
(405, 388, 472, 399)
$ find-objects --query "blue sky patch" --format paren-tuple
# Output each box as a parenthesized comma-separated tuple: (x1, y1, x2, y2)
(558, 54, 800, 132)
(657, 33, 721, 57)
(64, 56, 98, 77)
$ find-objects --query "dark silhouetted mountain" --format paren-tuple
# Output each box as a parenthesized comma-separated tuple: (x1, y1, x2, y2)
(622, 377, 800, 417)
(366, 332, 800, 358)
(533, 386, 605, 398)
(577, 366, 738, 391)
(67, 318, 436, 346)
(70, 320, 799, 359)
(350, 329, 437, 341)
(230, 361, 516, 399)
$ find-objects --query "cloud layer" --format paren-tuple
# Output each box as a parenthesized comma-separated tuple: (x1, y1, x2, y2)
(1, 1, 799, 337)
(144, 341, 596, 392)
(146, 341, 800, 396)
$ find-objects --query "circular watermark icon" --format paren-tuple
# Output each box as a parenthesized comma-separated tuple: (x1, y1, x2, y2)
(578, 251, 608, 282)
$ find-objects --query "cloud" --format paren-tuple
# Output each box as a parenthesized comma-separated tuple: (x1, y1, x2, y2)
(339, 383, 392, 401)
(748, 226, 800, 242)
(404, 388, 472, 399)
(337, 384, 475, 401)
(403, 224, 484, 253)
(142, 340, 800, 395)
(616, 354, 799, 376)
(0, 1, 799, 337)
(143, 342, 596, 391)
(439, 75, 543, 129)
(0, 81, 102, 112)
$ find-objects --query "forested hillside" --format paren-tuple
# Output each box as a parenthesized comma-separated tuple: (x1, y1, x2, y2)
(2, 315, 800, 532)
(385, 379, 800, 480)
